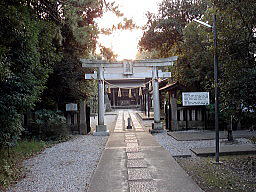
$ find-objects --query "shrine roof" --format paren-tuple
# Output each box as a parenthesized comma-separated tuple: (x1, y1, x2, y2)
(159, 82, 186, 92)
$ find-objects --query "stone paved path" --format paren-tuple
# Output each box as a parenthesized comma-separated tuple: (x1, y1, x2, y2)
(88, 110, 203, 192)
(114, 111, 145, 133)
(114, 111, 124, 132)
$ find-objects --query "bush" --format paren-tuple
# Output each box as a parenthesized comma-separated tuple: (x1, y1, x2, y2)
(34, 109, 69, 141)
(0, 106, 24, 149)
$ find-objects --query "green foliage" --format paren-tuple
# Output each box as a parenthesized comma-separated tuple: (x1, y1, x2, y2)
(36, 0, 108, 110)
(0, 0, 112, 146)
(213, 0, 256, 120)
(172, 9, 214, 92)
(34, 110, 69, 141)
(0, 140, 46, 189)
(0, 1, 60, 148)
(139, 0, 256, 125)
(139, 0, 208, 58)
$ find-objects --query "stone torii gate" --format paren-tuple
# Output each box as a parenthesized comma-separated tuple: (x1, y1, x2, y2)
(81, 56, 178, 135)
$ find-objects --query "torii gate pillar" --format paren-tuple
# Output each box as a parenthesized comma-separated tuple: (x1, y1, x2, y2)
(152, 66, 163, 131)
(95, 66, 109, 136)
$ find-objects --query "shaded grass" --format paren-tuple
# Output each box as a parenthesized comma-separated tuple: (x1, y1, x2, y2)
(176, 155, 256, 192)
(0, 140, 46, 190)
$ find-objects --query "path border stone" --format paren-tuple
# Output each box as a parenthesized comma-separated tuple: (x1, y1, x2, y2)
(191, 145, 256, 157)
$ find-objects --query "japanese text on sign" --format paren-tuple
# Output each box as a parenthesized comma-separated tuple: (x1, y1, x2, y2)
(182, 92, 210, 106)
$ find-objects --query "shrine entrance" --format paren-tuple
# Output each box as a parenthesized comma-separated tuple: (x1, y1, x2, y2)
(81, 56, 178, 135)
(107, 79, 145, 108)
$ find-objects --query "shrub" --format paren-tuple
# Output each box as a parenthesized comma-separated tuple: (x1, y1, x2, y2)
(34, 109, 69, 141)
(0, 106, 24, 149)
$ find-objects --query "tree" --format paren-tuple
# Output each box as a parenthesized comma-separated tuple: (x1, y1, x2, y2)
(212, 0, 256, 125)
(37, 0, 127, 110)
(139, 0, 208, 58)
(0, 0, 120, 147)
(173, 18, 213, 88)
(139, 0, 256, 127)
(0, 0, 60, 147)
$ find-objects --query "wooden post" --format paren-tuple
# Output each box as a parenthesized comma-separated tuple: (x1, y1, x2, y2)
(147, 91, 150, 118)
(86, 105, 91, 133)
(144, 93, 147, 116)
(113, 88, 115, 107)
(79, 101, 87, 135)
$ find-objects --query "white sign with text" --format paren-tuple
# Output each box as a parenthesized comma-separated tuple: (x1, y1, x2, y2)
(66, 103, 78, 111)
(182, 92, 210, 106)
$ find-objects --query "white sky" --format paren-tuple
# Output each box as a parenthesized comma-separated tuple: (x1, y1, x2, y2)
(96, 0, 162, 60)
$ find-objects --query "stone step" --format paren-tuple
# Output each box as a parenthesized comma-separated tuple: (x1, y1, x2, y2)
(114, 111, 124, 132)
(129, 112, 144, 131)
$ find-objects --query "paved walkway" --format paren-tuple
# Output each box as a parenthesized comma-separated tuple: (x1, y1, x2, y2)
(88, 111, 203, 192)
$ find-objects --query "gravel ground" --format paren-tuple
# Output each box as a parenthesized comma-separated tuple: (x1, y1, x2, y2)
(7, 135, 108, 192)
(7, 113, 118, 192)
(90, 113, 117, 132)
(154, 132, 253, 157)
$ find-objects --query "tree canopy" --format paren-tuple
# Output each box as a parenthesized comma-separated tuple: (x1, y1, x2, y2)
(139, 0, 256, 125)
(139, 0, 208, 58)
(0, 0, 121, 147)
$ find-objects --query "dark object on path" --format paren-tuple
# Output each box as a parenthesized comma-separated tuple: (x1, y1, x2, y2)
(127, 117, 132, 129)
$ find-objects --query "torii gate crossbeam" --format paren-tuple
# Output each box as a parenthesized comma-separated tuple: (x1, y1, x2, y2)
(81, 56, 178, 135)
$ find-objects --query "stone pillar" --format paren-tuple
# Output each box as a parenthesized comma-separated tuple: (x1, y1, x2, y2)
(170, 96, 178, 131)
(79, 100, 87, 135)
(152, 66, 163, 131)
(95, 66, 109, 136)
